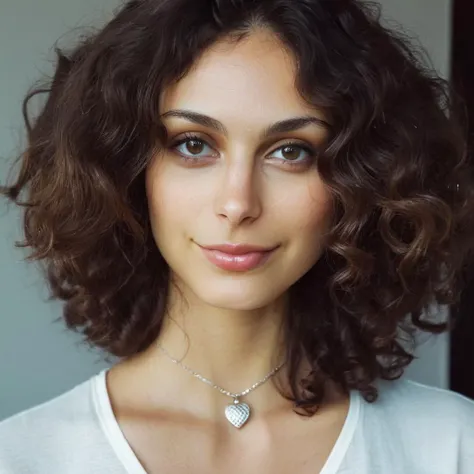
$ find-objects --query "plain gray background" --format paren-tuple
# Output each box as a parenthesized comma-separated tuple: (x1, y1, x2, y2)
(0, 0, 453, 421)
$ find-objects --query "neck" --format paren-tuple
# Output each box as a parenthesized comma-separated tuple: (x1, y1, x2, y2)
(159, 283, 287, 390)
(129, 280, 290, 418)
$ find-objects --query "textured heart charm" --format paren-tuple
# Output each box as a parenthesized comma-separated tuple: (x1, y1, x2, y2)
(225, 401, 250, 429)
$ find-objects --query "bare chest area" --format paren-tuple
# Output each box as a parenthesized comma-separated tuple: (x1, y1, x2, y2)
(113, 400, 350, 474)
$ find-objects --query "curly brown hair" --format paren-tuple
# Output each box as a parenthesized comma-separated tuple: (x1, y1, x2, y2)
(2, 0, 474, 415)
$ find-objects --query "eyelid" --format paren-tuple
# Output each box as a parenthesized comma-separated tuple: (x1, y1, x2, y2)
(269, 139, 315, 153)
(170, 131, 215, 145)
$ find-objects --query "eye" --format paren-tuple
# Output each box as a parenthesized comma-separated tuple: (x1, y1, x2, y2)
(168, 134, 318, 168)
(170, 134, 217, 159)
(268, 142, 316, 165)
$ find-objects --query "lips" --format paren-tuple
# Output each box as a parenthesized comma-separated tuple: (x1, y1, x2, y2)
(197, 243, 278, 272)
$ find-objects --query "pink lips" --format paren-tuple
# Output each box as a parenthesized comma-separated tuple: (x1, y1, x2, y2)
(198, 243, 278, 272)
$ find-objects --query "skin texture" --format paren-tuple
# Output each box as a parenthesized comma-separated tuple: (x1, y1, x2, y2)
(106, 28, 350, 473)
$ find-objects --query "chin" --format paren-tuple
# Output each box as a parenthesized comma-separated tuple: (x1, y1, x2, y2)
(194, 279, 285, 311)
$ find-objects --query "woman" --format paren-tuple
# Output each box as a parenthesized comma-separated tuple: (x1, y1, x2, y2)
(1, 0, 474, 472)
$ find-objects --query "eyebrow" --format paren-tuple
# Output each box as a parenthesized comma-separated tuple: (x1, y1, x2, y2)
(160, 109, 332, 138)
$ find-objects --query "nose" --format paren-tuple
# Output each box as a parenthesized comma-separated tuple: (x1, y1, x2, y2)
(214, 161, 262, 226)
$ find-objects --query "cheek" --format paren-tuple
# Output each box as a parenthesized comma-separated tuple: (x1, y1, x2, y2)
(146, 163, 177, 237)
(288, 187, 332, 272)
(300, 198, 332, 237)
(145, 164, 206, 238)
(274, 178, 332, 238)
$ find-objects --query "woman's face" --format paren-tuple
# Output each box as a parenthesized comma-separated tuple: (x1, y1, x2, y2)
(146, 28, 333, 310)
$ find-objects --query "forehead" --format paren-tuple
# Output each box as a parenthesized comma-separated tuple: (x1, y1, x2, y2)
(160, 29, 316, 119)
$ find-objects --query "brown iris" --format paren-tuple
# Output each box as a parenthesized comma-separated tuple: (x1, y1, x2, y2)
(186, 139, 204, 155)
(281, 145, 301, 161)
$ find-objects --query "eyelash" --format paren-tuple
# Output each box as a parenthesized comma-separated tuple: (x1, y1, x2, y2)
(168, 133, 317, 168)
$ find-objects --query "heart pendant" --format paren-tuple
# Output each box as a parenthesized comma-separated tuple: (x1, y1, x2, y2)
(225, 400, 250, 429)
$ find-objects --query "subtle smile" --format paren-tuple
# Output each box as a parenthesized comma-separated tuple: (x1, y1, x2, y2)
(197, 243, 279, 272)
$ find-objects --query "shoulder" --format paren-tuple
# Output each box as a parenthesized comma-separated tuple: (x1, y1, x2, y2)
(0, 373, 104, 472)
(0, 374, 94, 433)
(368, 377, 474, 459)
(374, 376, 474, 423)
(343, 379, 474, 472)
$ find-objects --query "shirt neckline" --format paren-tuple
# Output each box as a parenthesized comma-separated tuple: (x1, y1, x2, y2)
(92, 367, 361, 474)
(92, 368, 148, 473)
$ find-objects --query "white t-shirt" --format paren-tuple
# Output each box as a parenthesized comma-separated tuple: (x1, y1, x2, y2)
(0, 368, 473, 473)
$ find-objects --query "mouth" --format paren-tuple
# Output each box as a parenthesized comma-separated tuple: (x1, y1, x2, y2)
(196, 243, 279, 272)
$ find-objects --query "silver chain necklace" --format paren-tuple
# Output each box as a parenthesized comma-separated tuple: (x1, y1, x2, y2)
(158, 344, 285, 429)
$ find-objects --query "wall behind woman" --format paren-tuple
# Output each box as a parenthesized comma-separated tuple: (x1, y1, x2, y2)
(0, 0, 453, 420)
(377, 0, 453, 392)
